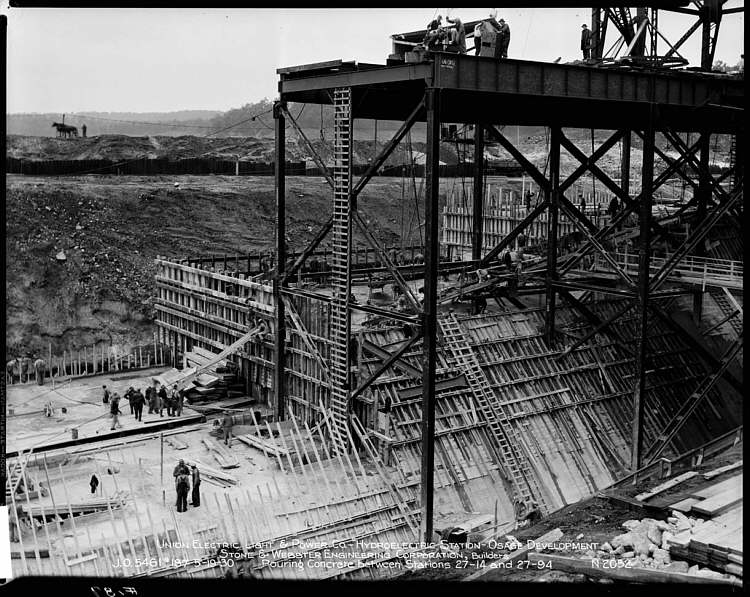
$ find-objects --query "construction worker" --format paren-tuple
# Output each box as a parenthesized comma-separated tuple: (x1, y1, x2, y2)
(125, 387, 136, 415)
(175, 471, 190, 513)
(132, 388, 145, 422)
(222, 411, 234, 447)
(102, 384, 111, 405)
(89, 474, 99, 495)
(9, 503, 25, 542)
(190, 464, 201, 507)
(445, 15, 466, 53)
(145, 385, 154, 413)
(172, 384, 183, 417)
(82, 124, 87, 138)
(579, 193, 587, 214)
(497, 18, 510, 58)
(426, 14, 442, 33)
(607, 195, 619, 218)
(581, 24, 592, 60)
(109, 393, 123, 430)
(33, 357, 46, 385)
(158, 384, 168, 416)
(173, 459, 190, 483)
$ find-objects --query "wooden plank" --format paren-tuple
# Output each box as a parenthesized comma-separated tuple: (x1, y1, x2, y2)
(235, 433, 290, 458)
(669, 497, 701, 512)
(703, 461, 743, 480)
(692, 491, 743, 517)
(635, 470, 699, 501)
(165, 437, 188, 450)
(462, 528, 563, 581)
(528, 552, 741, 585)
(689, 474, 742, 500)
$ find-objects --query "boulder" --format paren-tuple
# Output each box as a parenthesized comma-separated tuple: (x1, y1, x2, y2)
(621, 551, 635, 559)
(632, 534, 652, 556)
(661, 531, 674, 550)
(611, 533, 634, 549)
(688, 564, 701, 575)
(622, 520, 641, 531)
(601, 542, 613, 553)
(655, 520, 672, 531)
(652, 548, 670, 563)
(646, 525, 663, 545)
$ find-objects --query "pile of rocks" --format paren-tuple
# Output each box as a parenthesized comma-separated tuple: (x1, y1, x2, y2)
(580, 514, 737, 580)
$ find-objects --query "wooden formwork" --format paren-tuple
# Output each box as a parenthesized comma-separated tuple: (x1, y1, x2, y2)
(6, 407, 423, 581)
(441, 183, 614, 259)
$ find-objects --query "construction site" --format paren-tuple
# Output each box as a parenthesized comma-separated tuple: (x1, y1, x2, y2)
(4, 4, 745, 587)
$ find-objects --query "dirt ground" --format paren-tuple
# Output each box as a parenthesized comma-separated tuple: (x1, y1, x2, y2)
(5, 173, 536, 355)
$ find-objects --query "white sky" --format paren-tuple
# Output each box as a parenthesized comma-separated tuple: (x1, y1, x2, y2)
(5, 6, 745, 113)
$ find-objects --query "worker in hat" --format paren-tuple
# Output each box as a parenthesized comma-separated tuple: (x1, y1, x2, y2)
(581, 24, 592, 60)
(497, 18, 510, 58)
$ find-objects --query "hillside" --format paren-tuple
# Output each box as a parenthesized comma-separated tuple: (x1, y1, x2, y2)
(5, 174, 436, 356)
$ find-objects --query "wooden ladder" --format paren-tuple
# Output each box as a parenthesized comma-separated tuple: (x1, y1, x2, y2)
(439, 313, 549, 513)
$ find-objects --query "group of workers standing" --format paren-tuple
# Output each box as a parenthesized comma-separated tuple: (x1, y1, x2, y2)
(423, 10, 510, 58)
(102, 382, 185, 430)
(173, 459, 201, 513)
(422, 12, 597, 62)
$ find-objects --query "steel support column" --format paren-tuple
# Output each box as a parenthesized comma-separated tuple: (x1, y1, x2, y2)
(621, 131, 631, 198)
(273, 100, 287, 421)
(544, 126, 561, 344)
(420, 87, 440, 543)
(472, 122, 485, 314)
(631, 107, 655, 471)
(693, 131, 711, 323)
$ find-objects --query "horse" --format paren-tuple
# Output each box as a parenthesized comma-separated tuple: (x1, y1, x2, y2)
(52, 122, 79, 138)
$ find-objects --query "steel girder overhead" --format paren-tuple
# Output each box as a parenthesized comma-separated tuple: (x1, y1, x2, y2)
(275, 48, 744, 541)
(590, 2, 744, 69)
(278, 54, 743, 131)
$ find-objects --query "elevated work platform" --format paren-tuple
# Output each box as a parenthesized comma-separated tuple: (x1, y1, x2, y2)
(279, 54, 743, 131)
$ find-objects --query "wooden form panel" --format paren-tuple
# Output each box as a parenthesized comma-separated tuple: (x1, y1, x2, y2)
(154, 258, 276, 401)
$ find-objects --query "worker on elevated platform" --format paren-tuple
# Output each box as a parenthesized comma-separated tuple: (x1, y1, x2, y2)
(497, 18, 510, 58)
(445, 15, 467, 54)
(581, 24, 592, 60)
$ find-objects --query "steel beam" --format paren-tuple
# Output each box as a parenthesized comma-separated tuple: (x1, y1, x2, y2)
(559, 129, 625, 195)
(273, 101, 287, 421)
(644, 334, 743, 463)
(351, 98, 424, 199)
(557, 298, 636, 358)
(651, 302, 744, 395)
(485, 125, 550, 192)
(472, 123, 485, 262)
(479, 200, 550, 267)
(281, 217, 333, 283)
(281, 104, 335, 189)
(559, 131, 675, 243)
(650, 181, 743, 292)
(351, 332, 424, 401)
(545, 127, 561, 344)
(352, 212, 421, 312)
(420, 87, 440, 543)
(621, 131, 631, 198)
(472, 122, 485, 314)
(349, 302, 420, 325)
(632, 108, 656, 471)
